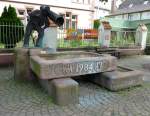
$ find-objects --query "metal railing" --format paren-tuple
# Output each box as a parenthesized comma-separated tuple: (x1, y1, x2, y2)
(110, 30, 136, 47)
(146, 32, 150, 46)
(57, 28, 98, 48)
(0, 21, 24, 48)
(0, 22, 141, 49)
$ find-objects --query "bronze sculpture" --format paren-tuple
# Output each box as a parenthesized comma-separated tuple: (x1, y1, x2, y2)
(23, 5, 64, 47)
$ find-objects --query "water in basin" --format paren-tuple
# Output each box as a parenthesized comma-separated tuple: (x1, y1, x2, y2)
(39, 52, 102, 60)
(117, 66, 133, 72)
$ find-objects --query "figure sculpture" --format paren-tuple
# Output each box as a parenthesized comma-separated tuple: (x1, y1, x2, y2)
(23, 5, 64, 47)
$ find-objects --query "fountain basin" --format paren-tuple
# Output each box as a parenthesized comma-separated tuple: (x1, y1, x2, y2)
(89, 66, 144, 91)
(30, 51, 117, 79)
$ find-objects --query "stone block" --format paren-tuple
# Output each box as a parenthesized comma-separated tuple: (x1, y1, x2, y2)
(118, 48, 143, 57)
(29, 48, 42, 56)
(39, 78, 79, 106)
(0, 53, 14, 66)
(14, 48, 31, 81)
(90, 66, 144, 91)
(14, 48, 45, 81)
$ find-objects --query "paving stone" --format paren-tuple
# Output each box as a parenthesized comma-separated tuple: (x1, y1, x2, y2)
(1, 56, 150, 116)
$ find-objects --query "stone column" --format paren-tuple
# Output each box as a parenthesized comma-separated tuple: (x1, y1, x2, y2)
(136, 24, 148, 50)
(14, 48, 30, 81)
(14, 48, 42, 81)
(42, 25, 57, 53)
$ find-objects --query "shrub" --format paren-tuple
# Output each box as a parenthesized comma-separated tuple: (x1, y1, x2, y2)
(0, 5, 24, 48)
(93, 20, 100, 29)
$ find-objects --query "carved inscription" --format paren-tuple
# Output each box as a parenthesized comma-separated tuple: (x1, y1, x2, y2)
(48, 61, 105, 77)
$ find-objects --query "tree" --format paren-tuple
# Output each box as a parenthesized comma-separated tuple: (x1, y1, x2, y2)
(94, 19, 101, 29)
(0, 5, 24, 48)
(1, 7, 8, 18)
(7, 5, 17, 19)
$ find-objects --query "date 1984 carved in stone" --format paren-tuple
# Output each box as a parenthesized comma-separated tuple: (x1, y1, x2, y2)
(48, 61, 104, 76)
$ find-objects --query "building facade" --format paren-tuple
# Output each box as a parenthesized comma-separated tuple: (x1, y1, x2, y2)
(105, 0, 150, 45)
(0, 0, 111, 29)
(94, 0, 111, 19)
(107, 0, 150, 21)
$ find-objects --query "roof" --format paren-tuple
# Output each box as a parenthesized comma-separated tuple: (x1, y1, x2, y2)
(109, 0, 150, 16)
(101, 21, 112, 29)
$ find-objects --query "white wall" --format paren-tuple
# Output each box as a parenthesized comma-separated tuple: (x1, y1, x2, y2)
(3, 0, 92, 10)
(0, 0, 94, 28)
(0, 0, 113, 28)
(50, 7, 93, 28)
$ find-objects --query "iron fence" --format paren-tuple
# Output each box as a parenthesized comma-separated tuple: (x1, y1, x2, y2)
(110, 30, 136, 47)
(0, 22, 143, 49)
(0, 21, 25, 48)
(146, 32, 150, 45)
(57, 28, 98, 48)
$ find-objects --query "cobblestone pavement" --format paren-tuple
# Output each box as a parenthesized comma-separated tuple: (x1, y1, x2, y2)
(118, 55, 150, 81)
(1, 55, 150, 116)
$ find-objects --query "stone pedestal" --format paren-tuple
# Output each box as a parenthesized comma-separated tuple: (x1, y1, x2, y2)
(14, 48, 42, 81)
(89, 66, 144, 91)
(136, 24, 148, 50)
(42, 26, 57, 53)
(98, 21, 112, 48)
(14, 48, 30, 81)
(39, 78, 79, 106)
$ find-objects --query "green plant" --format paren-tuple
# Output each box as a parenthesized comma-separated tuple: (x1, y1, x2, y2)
(70, 40, 82, 47)
(0, 5, 24, 48)
(93, 20, 100, 29)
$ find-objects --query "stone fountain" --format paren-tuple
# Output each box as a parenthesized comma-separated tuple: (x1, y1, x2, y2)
(14, 5, 144, 106)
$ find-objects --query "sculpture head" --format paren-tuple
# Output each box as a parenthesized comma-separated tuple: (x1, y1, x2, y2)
(40, 5, 64, 27)
(40, 5, 50, 16)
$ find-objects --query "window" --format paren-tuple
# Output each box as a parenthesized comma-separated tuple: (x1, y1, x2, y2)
(115, 15, 122, 19)
(141, 11, 150, 20)
(66, 19, 70, 29)
(62, 13, 77, 29)
(66, 13, 70, 18)
(26, 8, 33, 14)
(65, 13, 71, 29)
(72, 15, 77, 29)
(123, 14, 128, 20)
(72, 15, 77, 19)
(18, 9, 25, 15)
(128, 13, 140, 21)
